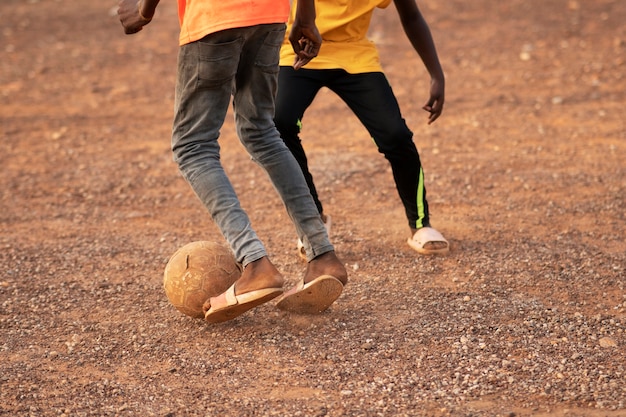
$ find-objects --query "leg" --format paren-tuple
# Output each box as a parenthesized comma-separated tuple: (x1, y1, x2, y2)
(233, 25, 347, 311)
(329, 72, 429, 228)
(171, 29, 284, 322)
(232, 24, 339, 263)
(329, 72, 448, 253)
(171, 29, 268, 267)
(274, 66, 326, 215)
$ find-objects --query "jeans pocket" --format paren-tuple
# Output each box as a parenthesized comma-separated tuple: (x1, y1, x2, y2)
(196, 37, 242, 89)
(254, 26, 286, 73)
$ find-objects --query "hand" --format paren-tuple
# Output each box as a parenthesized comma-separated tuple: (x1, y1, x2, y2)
(422, 77, 444, 124)
(117, 0, 151, 35)
(289, 25, 322, 70)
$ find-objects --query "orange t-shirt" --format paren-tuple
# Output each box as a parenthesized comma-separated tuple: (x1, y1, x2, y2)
(177, 0, 291, 45)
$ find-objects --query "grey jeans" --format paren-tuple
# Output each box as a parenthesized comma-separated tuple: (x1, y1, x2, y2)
(171, 24, 333, 266)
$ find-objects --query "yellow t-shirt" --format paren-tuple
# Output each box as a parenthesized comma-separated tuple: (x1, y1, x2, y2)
(178, 0, 291, 46)
(280, 0, 393, 73)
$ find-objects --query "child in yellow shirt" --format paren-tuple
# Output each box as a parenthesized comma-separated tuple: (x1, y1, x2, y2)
(275, 0, 449, 256)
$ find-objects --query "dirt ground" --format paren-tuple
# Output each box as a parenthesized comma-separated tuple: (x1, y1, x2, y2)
(1, 0, 625, 416)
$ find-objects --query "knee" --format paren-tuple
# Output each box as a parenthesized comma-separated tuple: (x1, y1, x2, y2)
(375, 128, 415, 156)
(274, 112, 300, 141)
(172, 138, 220, 174)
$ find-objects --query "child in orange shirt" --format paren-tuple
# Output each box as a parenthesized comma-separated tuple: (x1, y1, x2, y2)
(118, 0, 348, 322)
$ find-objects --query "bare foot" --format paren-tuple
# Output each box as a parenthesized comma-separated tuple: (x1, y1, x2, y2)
(276, 250, 347, 314)
(303, 250, 348, 286)
(202, 257, 284, 313)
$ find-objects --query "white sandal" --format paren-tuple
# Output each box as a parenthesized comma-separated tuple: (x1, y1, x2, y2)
(407, 227, 449, 255)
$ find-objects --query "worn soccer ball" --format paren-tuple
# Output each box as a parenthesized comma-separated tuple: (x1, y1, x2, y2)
(163, 241, 241, 319)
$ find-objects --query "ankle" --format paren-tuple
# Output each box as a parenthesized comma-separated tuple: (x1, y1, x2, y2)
(305, 251, 348, 285)
(238, 257, 283, 293)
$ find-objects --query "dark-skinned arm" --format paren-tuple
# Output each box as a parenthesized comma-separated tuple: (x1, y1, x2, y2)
(289, 0, 323, 70)
(393, 0, 445, 124)
(118, 0, 161, 35)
